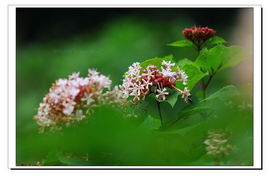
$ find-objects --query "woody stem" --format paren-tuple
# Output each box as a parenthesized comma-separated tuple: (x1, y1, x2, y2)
(171, 85, 183, 94)
(201, 79, 206, 99)
(195, 43, 208, 99)
(202, 74, 214, 99)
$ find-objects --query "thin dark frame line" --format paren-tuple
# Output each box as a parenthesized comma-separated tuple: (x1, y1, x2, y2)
(260, 7, 263, 170)
(11, 168, 262, 170)
(7, 4, 10, 170)
(13, 7, 258, 9)
(8, 4, 262, 7)
(9, 5, 263, 170)
(251, 7, 254, 168)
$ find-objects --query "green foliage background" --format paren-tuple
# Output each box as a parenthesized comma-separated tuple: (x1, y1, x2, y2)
(16, 9, 253, 166)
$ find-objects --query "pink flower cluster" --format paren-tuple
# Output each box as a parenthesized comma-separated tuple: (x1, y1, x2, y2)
(34, 69, 124, 130)
(182, 26, 216, 44)
(121, 60, 191, 102)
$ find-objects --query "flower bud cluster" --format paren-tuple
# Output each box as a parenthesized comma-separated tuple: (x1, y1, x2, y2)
(182, 26, 216, 45)
(121, 60, 190, 102)
(204, 129, 234, 158)
(34, 69, 125, 131)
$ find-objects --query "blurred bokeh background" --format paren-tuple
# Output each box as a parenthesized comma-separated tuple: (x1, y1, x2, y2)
(16, 8, 253, 165)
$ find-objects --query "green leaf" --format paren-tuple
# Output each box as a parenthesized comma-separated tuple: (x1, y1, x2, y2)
(195, 45, 246, 74)
(190, 154, 215, 166)
(201, 85, 239, 102)
(220, 46, 246, 70)
(140, 115, 161, 130)
(177, 106, 213, 119)
(159, 102, 178, 127)
(177, 58, 194, 66)
(42, 152, 91, 166)
(164, 105, 212, 130)
(137, 94, 160, 120)
(195, 45, 224, 74)
(167, 40, 194, 48)
(57, 154, 91, 166)
(140, 55, 174, 69)
(139, 94, 178, 128)
(176, 63, 207, 90)
(166, 91, 179, 108)
(203, 36, 227, 47)
(42, 152, 62, 165)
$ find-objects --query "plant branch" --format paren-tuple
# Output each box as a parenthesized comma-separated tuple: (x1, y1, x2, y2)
(201, 73, 215, 99)
(204, 74, 214, 90)
(156, 100, 164, 128)
(194, 42, 214, 99)
(201, 78, 206, 99)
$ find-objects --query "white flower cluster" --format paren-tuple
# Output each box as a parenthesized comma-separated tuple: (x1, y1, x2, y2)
(121, 60, 190, 102)
(204, 129, 234, 157)
(224, 100, 252, 111)
(34, 69, 125, 131)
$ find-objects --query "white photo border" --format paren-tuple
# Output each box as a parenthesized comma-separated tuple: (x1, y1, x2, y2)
(8, 5, 263, 170)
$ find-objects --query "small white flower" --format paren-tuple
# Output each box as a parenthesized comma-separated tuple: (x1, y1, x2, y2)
(156, 88, 169, 100)
(141, 78, 152, 89)
(92, 75, 112, 89)
(129, 85, 141, 97)
(126, 62, 141, 79)
(161, 66, 176, 78)
(204, 129, 234, 157)
(49, 91, 59, 103)
(177, 67, 188, 85)
(74, 109, 85, 121)
(78, 77, 90, 86)
(82, 93, 95, 105)
(181, 73, 188, 85)
(161, 60, 175, 68)
(238, 101, 252, 110)
(88, 69, 99, 77)
(57, 79, 68, 86)
(142, 67, 155, 79)
(70, 78, 80, 87)
(132, 92, 141, 102)
(53, 85, 64, 94)
(180, 87, 191, 102)
(63, 102, 75, 115)
(69, 72, 80, 80)
(69, 87, 80, 97)
(37, 103, 50, 116)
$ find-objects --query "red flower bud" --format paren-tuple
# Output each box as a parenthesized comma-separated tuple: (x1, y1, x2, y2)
(182, 26, 216, 43)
